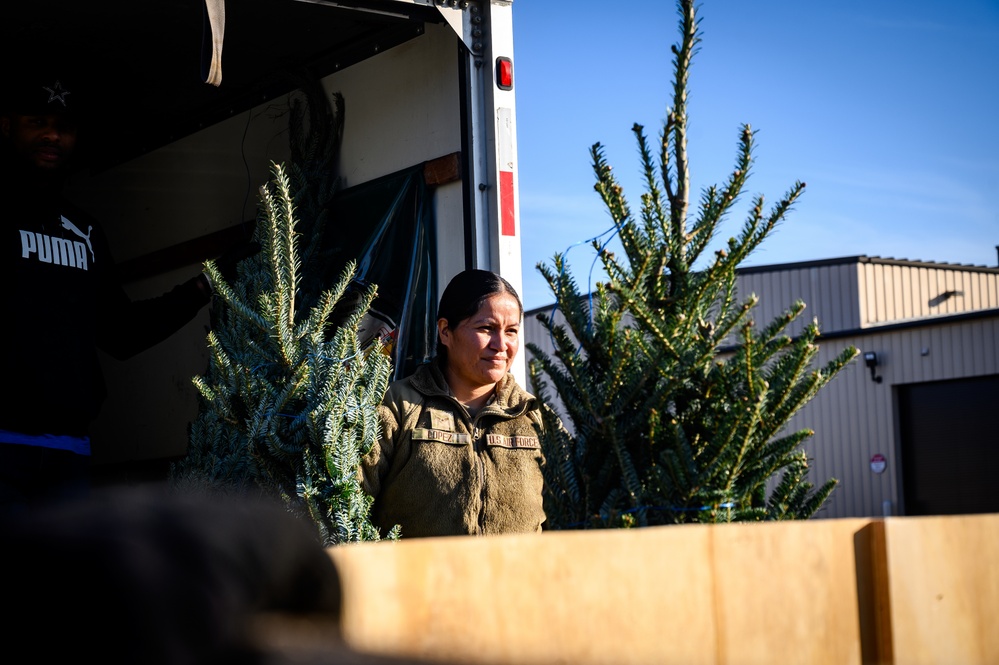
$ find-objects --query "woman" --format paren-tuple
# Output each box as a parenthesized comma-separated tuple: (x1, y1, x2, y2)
(361, 269, 546, 537)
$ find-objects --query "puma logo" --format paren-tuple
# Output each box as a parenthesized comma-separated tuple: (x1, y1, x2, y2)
(60, 216, 95, 262)
(20, 225, 92, 271)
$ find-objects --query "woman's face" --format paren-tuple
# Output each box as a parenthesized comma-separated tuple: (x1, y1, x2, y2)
(438, 292, 522, 393)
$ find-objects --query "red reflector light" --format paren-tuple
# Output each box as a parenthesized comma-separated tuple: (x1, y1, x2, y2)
(496, 57, 513, 91)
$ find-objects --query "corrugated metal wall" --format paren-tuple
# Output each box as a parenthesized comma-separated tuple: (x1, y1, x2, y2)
(737, 257, 999, 337)
(737, 261, 861, 337)
(787, 315, 998, 518)
(857, 261, 999, 327)
(523, 303, 578, 431)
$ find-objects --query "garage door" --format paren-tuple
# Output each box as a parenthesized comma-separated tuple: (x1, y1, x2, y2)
(897, 374, 999, 515)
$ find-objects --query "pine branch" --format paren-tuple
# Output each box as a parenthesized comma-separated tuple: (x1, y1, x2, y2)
(172, 81, 391, 544)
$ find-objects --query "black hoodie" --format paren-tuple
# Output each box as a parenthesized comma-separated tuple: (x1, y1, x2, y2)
(0, 157, 210, 440)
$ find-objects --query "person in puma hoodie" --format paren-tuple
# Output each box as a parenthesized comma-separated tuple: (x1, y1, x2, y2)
(0, 72, 252, 512)
(361, 269, 547, 537)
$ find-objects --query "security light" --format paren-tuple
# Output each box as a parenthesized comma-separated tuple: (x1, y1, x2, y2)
(863, 351, 882, 384)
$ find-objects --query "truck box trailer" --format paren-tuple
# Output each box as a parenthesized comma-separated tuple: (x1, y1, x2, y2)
(2, 0, 524, 474)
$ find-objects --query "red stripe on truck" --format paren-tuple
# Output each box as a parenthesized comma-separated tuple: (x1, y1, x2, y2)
(500, 170, 515, 236)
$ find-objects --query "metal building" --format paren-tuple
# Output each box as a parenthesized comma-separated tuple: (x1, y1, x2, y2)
(523, 255, 999, 519)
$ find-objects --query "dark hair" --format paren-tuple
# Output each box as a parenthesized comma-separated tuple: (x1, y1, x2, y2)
(436, 269, 522, 361)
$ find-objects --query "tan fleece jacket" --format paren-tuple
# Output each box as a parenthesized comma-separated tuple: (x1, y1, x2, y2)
(361, 359, 546, 538)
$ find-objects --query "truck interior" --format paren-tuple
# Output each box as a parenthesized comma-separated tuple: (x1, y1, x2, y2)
(3, 0, 464, 475)
(3, 0, 448, 169)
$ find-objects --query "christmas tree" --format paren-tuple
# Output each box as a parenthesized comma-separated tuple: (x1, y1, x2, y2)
(528, 0, 858, 528)
(172, 83, 395, 545)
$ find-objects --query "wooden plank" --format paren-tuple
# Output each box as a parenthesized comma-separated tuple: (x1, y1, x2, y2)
(329, 526, 717, 665)
(880, 514, 999, 665)
(328, 519, 875, 665)
(424, 152, 462, 186)
(710, 519, 870, 665)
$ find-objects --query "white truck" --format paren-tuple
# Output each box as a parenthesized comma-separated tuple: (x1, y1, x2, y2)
(4, 0, 524, 477)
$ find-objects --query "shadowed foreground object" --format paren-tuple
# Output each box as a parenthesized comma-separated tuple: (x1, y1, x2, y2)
(0, 486, 352, 664)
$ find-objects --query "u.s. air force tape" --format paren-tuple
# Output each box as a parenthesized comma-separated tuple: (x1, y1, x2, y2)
(485, 434, 540, 449)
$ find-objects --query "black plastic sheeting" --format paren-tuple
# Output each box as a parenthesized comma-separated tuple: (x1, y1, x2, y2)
(324, 165, 437, 381)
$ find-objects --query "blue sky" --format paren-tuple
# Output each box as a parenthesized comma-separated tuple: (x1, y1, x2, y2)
(512, 1, 999, 310)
